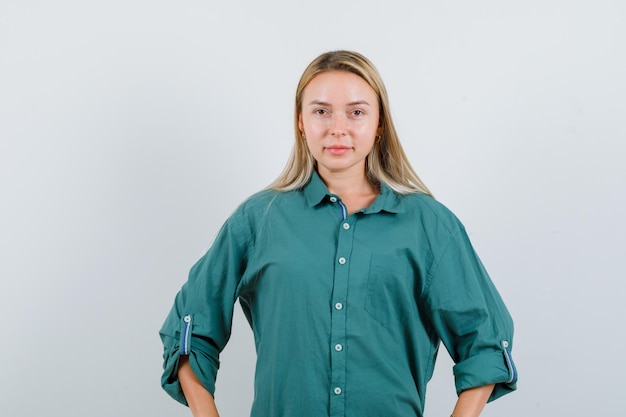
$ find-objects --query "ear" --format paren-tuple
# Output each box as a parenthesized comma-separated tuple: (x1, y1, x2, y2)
(298, 113, 304, 132)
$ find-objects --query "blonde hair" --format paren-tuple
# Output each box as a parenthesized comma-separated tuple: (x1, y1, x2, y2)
(268, 50, 432, 196)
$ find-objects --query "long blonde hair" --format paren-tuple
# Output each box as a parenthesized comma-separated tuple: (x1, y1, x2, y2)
(268, 50, 432, 196)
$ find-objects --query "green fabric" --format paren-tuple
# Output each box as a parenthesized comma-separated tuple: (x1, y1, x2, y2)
(160, 171, 517, 417)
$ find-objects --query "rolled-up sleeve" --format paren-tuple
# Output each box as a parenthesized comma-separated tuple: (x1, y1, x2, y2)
(159, 209, 252, 405)
(423, 227, 517, 402)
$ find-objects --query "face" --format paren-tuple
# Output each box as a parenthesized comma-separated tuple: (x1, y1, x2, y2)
(298, 71, 381, 179)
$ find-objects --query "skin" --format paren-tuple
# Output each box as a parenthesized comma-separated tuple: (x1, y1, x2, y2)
(453, 384, 495, 417)
(298, 70, 381, 213)
(178, 357, 220, 417)
(178, 70, 496, 417)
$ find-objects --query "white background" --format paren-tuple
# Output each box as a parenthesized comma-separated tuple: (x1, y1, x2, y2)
(1, 1, 624, 416)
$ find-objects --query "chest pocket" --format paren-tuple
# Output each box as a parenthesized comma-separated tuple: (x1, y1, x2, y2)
(365, 255, 417, 328)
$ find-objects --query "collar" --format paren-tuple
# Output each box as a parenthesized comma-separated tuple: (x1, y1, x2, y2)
(303, 171, 404, 214)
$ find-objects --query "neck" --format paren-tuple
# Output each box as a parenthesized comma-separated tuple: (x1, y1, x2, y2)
(317, 168, 376, 197)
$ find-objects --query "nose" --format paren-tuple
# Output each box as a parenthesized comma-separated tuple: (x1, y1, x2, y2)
(331, 114, 347, 136)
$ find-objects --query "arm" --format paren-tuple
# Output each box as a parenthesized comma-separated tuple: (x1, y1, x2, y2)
(178, 356, 220, 417)
(424, 227, 517, 403)
(451, 384, 495, 417)
(160, 208, 254, 406)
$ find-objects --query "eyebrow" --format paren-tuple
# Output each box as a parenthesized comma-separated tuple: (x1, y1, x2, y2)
(307, 100, 371, 107)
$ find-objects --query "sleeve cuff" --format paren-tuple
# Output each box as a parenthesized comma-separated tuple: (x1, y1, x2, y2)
(161, 330, 221, 405)
(453, 346, 518, 402)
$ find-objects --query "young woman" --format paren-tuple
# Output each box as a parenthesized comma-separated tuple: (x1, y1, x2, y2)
(160, 50, 517, 417)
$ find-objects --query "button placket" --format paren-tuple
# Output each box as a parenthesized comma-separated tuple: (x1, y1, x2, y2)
(329, 199, 353, 417)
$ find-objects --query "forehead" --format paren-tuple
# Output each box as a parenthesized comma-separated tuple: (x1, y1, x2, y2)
(303, 70, 377, 102)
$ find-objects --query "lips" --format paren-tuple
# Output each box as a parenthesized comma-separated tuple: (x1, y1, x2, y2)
(325, 146, 352, 156)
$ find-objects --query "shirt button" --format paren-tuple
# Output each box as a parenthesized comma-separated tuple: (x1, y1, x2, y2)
(183, 315, 191, 323)
(335, 302, 343, 310)
(342, 223, 350, 230)
(334, 387, 342, 395)
(502, 341, 509, 348)
(338, 257, 346, 265)
(335, 344, 343, 352)
(329, 196, 338, 203)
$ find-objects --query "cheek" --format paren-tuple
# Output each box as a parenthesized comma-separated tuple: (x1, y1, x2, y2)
(355, 121, 379, 137)
(303, 136, 319, 153)
(304, 120, 328, 136)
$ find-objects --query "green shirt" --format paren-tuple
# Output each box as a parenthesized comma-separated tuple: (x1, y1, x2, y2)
(160, 172, 517, 417)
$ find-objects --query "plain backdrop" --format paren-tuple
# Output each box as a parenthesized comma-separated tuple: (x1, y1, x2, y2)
(1, 1, 624, 416)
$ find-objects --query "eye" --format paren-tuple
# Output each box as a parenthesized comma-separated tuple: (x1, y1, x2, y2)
(314, 108, 328, 116)
(351, 109, 364, 116)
